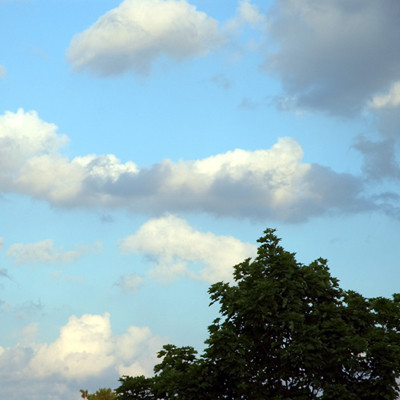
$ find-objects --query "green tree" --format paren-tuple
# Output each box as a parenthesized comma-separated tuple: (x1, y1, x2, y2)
(80, 388, 116, 400)
(115, 228, 400, 399)
(115, 345, 205, 400)
(203, 229, 400, 399)
(115, 376, 155, 400)
(152, 344, 206, 400)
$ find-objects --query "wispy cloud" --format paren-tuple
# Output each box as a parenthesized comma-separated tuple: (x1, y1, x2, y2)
(115, 274, 143, 292)
(0, 268, 11, 280)
(224, 0, 266, 34)
(7, 239, 102, 266)
(0, 64, 6, 78)
(238, 97, 259, 110)
(210, 73, 232, 90)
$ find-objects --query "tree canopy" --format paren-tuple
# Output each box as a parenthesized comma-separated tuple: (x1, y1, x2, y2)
(107, 229, 400, 399)
(80, 388, 116, 400)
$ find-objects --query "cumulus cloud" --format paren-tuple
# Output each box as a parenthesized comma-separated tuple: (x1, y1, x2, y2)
(30, 313, 163, 379)
(0, 109, 68, 190)
(0, 108, 377, 222)
(264, 0, 400, 116)
(120, 214, 257, 282)
(0, 313, 164, 399)
(67, 0, 222, 76)
(7, 239, 102, 266)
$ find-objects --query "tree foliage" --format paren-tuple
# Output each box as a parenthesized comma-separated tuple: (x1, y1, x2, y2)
(80, 388, 116, 400)
(113, 228, 400, 399)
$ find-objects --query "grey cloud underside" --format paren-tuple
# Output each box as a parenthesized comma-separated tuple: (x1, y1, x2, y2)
(353, 105, 400, 180)
(354, 137, 400, 181)
(67, 163, 371, 222)
(0, 110, 392, 223)
(265, 0, 400, 116)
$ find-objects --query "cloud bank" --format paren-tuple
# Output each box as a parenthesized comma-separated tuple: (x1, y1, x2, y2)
(67, 0, 222, 76)
(0, 109, 375, 222)
(120, 214, 257, 282)
(265, 0, 400, 116)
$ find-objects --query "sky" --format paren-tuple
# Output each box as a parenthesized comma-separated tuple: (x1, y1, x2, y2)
(1, 0, 400, 398)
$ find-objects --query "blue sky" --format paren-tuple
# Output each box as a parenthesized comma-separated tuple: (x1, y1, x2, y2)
(1, 0, 400, 398)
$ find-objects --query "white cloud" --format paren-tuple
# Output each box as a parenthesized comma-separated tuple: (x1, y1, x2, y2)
(0, 313, 163, 378)
(0, 109, 68, 190)
(0, 313, 164, 399)
(120, 214, 257, 282)
(0, 237, 4, 251)
(0, 109, 373, 222)
(67, 0, 222, 76)
(7, 239, 102, 266)
(0, 64, 6, 78)
(31, 313, 163, 379)
(30, 313, 114, 379)
(370, 82, 400, 109)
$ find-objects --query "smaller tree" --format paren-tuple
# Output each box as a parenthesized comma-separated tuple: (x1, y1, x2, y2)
(115, 376, 155, 400)
(152, 344, 204, 400)
(80, 388, 116, 400)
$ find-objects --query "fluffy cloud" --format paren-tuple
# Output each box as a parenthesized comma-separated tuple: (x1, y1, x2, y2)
(0, 313, 164, 399)
(0, 109, 68, 190)
(0, 109, 374, 221)
(120, 214, 257, 282)
(7, 239, 102, 266)
(265, 0, 400, 116)
(67, 0, 222, 76)
(0, 237, 3, 251)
